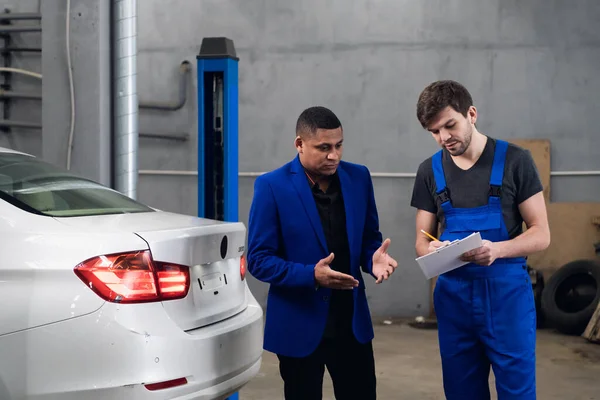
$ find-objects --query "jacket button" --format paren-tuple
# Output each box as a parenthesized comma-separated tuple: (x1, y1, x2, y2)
(323, 296, 329, 302)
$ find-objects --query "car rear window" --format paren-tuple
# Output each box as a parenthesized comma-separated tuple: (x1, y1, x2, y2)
(0, 152, 154, 217)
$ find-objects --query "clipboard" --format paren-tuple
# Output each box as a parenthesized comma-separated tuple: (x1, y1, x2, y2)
(415, 232, 483, 279)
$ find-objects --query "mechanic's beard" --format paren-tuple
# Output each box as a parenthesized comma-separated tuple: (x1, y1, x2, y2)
(450, 126, 473, 156)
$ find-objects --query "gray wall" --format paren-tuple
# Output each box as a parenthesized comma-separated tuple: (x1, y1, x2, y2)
(7, 0, 600, 317)
(41, 0, 112, 186)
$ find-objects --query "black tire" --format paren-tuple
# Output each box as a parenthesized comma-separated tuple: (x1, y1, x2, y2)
(527, 265, 546, 328)
(541, 259, 600, 335)
(533, 272, 545, 328)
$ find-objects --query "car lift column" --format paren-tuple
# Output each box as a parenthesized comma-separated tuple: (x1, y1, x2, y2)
(196, 37, 240, 400)
(197, 37, 239, 223)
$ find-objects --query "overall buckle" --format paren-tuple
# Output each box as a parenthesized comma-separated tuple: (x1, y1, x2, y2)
(437, 188, 451, 204)
(489, 185, 502, 197)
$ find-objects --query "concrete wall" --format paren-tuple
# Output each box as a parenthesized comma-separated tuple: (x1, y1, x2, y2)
(42, 0, 112, 186)
(12, 0, 600, 316)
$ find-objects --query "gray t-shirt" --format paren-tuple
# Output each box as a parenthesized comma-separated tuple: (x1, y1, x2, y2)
(410, 137, 544, 239)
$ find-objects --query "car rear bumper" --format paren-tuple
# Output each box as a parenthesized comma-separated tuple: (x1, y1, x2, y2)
(0, 287, 264, 400)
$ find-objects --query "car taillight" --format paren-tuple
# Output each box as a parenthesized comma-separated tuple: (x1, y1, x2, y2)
(74, 250, 190, 303)
(240, 255, 246, 281)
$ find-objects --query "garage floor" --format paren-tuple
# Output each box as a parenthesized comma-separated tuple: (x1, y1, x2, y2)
(240, 319, 600, 399)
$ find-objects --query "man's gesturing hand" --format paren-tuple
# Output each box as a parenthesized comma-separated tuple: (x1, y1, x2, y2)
(314, 253, 359, 290)
(372, 238, 398, 284)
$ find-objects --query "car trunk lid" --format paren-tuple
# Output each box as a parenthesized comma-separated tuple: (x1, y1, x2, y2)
(135, 220, 248, 331)
(54, 212, 248, 331)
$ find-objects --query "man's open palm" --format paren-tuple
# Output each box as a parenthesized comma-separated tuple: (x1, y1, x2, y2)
(372, 238, 398, 284)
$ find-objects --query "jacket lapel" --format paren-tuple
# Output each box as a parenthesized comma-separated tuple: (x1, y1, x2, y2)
(290, 156, 328, 253)
(337, 164, 356, 265)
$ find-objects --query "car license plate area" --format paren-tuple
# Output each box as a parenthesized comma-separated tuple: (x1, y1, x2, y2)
(198, 272, 225, 291)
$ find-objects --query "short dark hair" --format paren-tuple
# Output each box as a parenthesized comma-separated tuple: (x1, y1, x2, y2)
(296, 106, 342, 136)
(416, 80, 473, 128)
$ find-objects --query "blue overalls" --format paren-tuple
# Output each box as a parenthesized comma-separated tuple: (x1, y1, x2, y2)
(432, 139, 537, 400)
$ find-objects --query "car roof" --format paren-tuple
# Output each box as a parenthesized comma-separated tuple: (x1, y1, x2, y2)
(0, 146, 35, 157)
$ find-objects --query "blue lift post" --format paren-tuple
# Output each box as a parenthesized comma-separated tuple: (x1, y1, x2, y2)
(196, 37, 240, 400)
(197, 37, 239, 223)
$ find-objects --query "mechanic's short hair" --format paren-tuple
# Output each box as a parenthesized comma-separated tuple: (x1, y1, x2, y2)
(416, 80, 473, 129)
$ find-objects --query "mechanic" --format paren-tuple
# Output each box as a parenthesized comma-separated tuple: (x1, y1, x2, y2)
(410, 80, 551, 399)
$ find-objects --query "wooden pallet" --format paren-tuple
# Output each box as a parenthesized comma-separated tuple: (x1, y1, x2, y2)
(582, 301, 600, 344)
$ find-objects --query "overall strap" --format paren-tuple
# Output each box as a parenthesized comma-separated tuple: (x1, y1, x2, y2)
(488, 139, 508, 203)
(488, 139, 528, 266)
(432, 150, 452, 210)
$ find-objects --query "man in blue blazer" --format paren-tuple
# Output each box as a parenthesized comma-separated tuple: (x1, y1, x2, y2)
(247, 106, 398, 400)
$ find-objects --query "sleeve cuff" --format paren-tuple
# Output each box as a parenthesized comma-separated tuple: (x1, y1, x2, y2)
(301, 263, 317, 289)
(365, 258, 376, 278)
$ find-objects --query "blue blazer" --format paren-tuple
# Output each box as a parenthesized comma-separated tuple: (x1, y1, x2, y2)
(247, 155, 383, 357)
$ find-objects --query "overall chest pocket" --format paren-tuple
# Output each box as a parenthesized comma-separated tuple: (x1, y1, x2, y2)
(445, 205, 503, 234)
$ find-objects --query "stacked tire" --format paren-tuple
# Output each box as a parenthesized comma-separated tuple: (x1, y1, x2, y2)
(541, 259, 600, 335)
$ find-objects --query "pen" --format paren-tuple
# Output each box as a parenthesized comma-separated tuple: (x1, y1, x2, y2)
(420, 229, 439, 241)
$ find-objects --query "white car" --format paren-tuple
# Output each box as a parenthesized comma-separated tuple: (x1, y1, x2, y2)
(0, 147, 264, 400)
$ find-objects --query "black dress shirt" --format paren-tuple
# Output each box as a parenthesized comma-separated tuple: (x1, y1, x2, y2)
(307, 171, 354, 339)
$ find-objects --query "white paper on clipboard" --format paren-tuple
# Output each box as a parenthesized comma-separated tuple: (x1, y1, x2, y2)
(415, 232, 483, 279)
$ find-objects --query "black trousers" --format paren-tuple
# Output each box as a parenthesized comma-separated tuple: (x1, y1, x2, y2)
(277, 335, 377, 400)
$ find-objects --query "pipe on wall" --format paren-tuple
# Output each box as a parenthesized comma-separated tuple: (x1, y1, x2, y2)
(112, 0, 138, 199)
(0, 13, 41, 21)
(139, 132, 189, 142)
(0, 90, 41, 100)
(0, 119, 41, 129)
(0, 26, 41, 33)
(1, 48, 41, 53)
(0, 121, 187, 141)
(139, 60, 191, 111)
(137, 170, 600, 178)
(0, 67, 42, 79)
